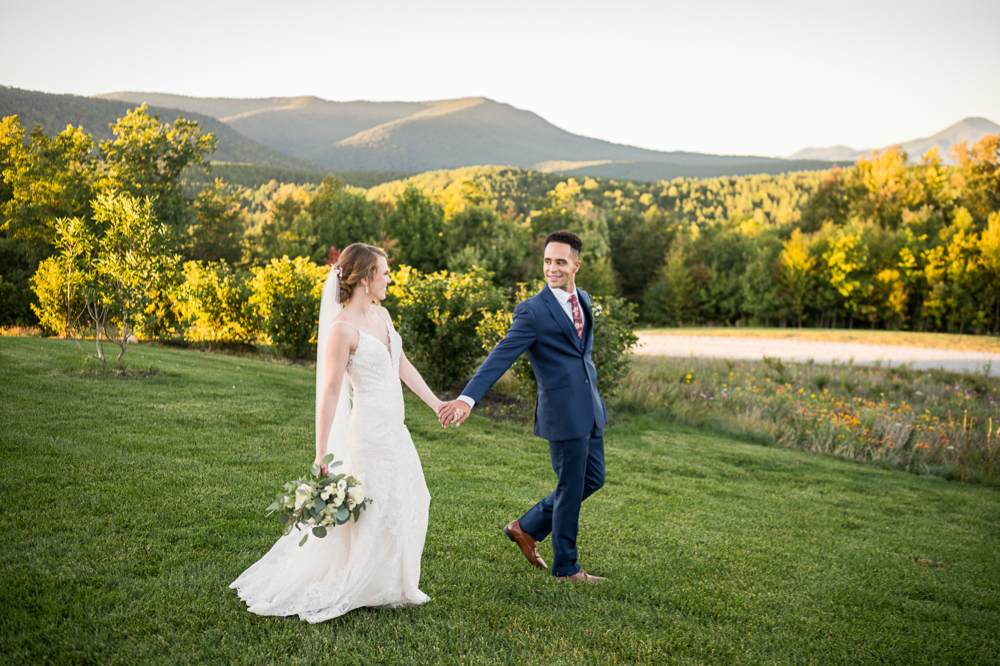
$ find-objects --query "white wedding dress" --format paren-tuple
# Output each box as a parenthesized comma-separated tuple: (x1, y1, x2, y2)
(230, 312, 432, 623)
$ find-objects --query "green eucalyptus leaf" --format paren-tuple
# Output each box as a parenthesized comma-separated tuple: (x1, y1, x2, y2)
(278, 512, 290, 525)
(313, 526, 327, 538)
(329, 460, 343, 469)
(314, 498, 326, 512)
(266, 502, 279, 513)
(336, 506, 349, 522)
(311, 464, 321, 477)
(299, 533, 309, 547)
(322, 453, 335, 465)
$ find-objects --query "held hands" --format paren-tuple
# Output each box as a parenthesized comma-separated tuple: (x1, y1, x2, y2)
(436, 400, 471, 428)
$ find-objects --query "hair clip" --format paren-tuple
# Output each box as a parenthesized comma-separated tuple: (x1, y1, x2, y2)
(333, 266, 343, 278)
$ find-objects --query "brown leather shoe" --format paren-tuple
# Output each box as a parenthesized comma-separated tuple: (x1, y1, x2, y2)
(556, 568, 605, 583)
(503, 520, 547, 569)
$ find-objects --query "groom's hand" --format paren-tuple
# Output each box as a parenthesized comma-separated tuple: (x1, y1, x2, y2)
(438, 400, 471, 428)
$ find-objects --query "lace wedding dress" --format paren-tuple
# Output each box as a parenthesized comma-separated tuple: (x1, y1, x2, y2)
(230, 315, 432, 623)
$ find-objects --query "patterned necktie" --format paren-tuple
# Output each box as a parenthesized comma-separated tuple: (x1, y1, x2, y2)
(568, 293, 584, 339)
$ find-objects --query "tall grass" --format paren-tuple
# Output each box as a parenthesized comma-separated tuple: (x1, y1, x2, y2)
(615, 356, 1000, 485)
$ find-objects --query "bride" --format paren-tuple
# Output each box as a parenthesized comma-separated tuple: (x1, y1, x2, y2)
(230, 243, 447, 623)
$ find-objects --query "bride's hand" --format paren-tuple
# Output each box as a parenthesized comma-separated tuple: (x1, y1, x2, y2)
(314, 456, 329, 476)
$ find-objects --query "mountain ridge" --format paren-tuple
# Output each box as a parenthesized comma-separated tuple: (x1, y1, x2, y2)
(789, 117, 1000, 164)
(97, 91, 838, 179)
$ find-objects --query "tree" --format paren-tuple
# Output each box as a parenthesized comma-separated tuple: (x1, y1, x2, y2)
(643, 238, 693, 326)
(98, 104, 217, 236)
(383, 186, 446, 273)
(309, 176, 384, 262)
(951, 133, 1000, 227)
(185, 179, 246, 264)
(34, 192, 178, 369)
(444, 205, 534, 287)
(979, 211, 1000, 333)
(1, 117, 95, 323)
(922, 208, 988, 333)
(778, 228, 817, 327)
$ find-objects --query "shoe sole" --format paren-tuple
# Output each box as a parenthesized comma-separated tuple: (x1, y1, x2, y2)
(503, 525, 546, 569)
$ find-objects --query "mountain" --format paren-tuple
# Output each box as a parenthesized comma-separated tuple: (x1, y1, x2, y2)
(98, 92, 837, 179)
(0, 86, 327, 171)
(789, 117, 1000, 164)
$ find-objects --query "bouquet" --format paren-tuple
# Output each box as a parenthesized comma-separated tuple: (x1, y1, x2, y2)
(266, 454, 369, 546)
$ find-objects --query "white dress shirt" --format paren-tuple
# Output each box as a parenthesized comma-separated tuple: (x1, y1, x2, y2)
(457, 286, 579, 408)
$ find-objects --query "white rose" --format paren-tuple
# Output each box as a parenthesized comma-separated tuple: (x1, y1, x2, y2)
(347, 486, 365, 505)
(320, 488, 332, 501)
(294, 484, 312, 510)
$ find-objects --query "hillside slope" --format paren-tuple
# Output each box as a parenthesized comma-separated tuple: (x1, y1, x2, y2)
(790, 117, 1000, 164)
(1, 86, 327, 171)
(100, 91, 836, 178)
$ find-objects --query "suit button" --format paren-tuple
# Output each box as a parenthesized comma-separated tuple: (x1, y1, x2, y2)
(584, 379, 589, 383)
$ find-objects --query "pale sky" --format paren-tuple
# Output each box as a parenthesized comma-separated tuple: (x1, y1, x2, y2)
(2, 0, 998, 157)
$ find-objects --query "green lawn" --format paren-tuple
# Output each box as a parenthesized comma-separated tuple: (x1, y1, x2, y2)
(2, 338, 998, 665)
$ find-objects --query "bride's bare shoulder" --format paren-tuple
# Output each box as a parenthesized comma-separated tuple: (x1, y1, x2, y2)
(374, 304, 395, 328)
(329, 316, 360, 349)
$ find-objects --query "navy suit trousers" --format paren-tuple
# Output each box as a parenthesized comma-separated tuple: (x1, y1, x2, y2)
(518, 423, 605, 577)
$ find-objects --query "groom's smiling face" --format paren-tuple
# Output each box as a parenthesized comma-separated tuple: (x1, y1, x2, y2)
(543, 242, 581, 293)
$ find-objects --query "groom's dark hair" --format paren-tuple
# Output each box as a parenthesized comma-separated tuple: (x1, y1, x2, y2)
(545, 231, 583, 257)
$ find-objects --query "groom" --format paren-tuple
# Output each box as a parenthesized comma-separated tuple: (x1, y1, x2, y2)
(438, 231, 607, 582)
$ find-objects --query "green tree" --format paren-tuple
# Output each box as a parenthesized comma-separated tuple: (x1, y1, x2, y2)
(1, 117, 95, 323)
(186, 179, 246, 264)
(33, 192, 178, 368)
(643, 238, 693, 326)
(444, 205, 533, 287)
(951, 133, 1000, 227)
(98, 104, 217, 236)
(778, 228, 817, 327)
(383, 186, 446, 273)
(309, 176, 384, 263)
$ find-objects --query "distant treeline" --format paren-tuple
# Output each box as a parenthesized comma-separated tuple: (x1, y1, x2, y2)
(181, 163, 416, 193)
(2, 105, 999, 336)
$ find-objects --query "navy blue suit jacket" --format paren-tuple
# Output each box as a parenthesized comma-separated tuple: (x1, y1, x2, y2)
(463, 285, 607, 441)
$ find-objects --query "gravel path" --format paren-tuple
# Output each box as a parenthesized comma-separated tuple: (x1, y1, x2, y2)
(635, 333, 1000, 377)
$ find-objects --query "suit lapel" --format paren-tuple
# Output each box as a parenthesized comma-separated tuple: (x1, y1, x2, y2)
(541, 285, 583, 352)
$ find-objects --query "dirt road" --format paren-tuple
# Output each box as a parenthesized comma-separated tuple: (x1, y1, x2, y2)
(635, 333, 1000, 376)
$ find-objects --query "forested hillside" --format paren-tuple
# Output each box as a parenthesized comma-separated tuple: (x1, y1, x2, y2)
(3, 103, 998, 338)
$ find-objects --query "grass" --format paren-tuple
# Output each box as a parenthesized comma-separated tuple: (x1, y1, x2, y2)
(617, 356, 1000, 486)
(2, 338, 999, 664)
(638, 327, 1000, 355)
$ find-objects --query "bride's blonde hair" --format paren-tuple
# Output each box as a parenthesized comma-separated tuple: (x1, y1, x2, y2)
(335, 243, 388, 304)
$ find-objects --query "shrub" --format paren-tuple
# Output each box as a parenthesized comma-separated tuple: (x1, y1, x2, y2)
(29, 256, 79, 335)
(387, 265, 507, 390)
(249, 256, 328, 358)
(476, 282, 541, 402)
(478, 282, 640, 402)
(174, 260, 257, 344)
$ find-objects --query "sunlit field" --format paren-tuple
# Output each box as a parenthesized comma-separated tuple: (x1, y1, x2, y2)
(617, 356, 1000, 486)
(2, 338, 998, 664)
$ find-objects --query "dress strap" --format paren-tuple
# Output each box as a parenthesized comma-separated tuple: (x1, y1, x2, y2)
(332, 320, 361, 332)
